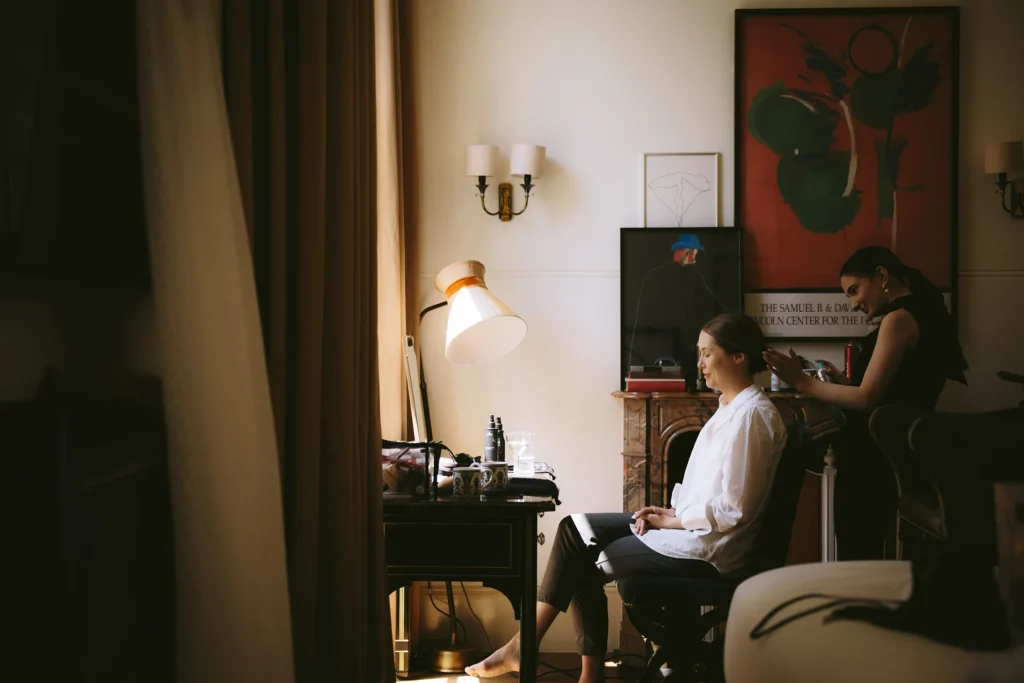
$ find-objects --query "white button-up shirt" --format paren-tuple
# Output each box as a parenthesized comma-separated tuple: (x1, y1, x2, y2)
(634, 384, 788, 576)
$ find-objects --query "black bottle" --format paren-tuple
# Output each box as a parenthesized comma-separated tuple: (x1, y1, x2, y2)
(484, 415, 498, 462)
(495, 417, 506, 462)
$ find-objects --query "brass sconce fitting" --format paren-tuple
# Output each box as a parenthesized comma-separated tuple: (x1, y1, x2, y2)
(465, 144, 545, 222)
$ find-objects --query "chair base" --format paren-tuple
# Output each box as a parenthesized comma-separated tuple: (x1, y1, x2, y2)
(625, 602, 729, 683)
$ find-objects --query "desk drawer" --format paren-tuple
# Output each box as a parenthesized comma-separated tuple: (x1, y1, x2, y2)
(385, 519, 517, 576)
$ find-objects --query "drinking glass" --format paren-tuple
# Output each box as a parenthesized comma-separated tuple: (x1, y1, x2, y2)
(505, 431, 535, 477)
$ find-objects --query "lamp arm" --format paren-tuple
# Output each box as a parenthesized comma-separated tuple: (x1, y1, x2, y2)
(511, 174, 535, 216)
(475, 176, 500, 216)
(417, 301, 449, 442)
(1000, 182, 1024, 218)
(420, 300, 448, 323)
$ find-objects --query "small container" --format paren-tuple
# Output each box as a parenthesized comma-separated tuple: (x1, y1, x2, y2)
(495, 417, 506, 462)
(770, 373, 781, 392)
(815, 361, 835, 384)
(845, 341, 855, 379)
(483, 415, 498, 462)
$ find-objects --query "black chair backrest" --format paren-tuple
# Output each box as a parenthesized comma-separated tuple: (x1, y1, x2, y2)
(907, 409, 1024, 561)
(746, 420, 820, 573)
(869, 405, 924, 499)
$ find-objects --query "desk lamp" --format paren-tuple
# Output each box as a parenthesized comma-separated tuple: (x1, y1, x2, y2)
(406, 259, 527, 673)
(411, 259, 527, 440)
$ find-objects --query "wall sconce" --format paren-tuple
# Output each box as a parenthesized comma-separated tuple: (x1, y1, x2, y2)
(985, 141, 1024, 219)
(465, 144, 546, 222)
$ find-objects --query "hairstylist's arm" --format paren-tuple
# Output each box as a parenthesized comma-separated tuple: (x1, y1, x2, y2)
(763, 309, 919, 412)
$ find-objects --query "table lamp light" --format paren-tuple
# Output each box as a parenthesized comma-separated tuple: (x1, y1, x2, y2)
(402, 259, 526, 673)
(411, 259, 527, 441)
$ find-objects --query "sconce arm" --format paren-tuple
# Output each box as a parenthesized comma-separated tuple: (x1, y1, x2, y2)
(996, 173, 1024, 218)
(511, 174, 535, 217)
(476, 176, 500, 216)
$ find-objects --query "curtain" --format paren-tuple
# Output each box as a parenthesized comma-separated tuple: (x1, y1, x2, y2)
(135, 1, 294, 682)
(376, 0, 407, 442)
(223, 0, 396, 681)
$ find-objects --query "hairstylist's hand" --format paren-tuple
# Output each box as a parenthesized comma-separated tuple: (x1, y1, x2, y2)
(632, 506, 677, 535)
(815, 359, 851, 385)
(763, 347, 809, 390)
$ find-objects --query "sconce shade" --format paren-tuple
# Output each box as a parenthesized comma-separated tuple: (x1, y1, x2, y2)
(465, 145, 498, 177)
(510, 144, 546, 178)
(433, 260, 527, 366)
(985, 141, 1024, 174)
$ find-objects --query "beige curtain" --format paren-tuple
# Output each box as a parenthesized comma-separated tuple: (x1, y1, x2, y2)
(376, 0, 407, 442)
(223, 0, 395, 681)
(134, 1, 295, 682)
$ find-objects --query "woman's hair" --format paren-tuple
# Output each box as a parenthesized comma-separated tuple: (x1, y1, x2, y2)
(839, 246, 944, 309)
(701, 313, 768, 375)
(841, 245, 968, 378)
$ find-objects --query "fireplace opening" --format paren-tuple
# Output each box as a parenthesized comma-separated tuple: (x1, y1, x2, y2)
(665, 430, 700, 501)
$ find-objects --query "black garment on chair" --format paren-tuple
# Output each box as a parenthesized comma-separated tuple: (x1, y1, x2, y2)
(836, 293, 968, 560)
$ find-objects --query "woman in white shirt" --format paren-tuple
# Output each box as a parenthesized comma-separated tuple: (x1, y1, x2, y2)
(467, 313, 788, 683)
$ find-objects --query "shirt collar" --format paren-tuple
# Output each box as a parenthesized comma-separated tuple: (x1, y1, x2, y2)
(717, 384, 762, 416)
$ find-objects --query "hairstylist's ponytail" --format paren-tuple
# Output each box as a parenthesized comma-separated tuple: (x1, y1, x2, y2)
(902, 267, 946, 309)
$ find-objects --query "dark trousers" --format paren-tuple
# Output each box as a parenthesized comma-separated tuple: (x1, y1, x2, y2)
(537, 513, 717, 656)
(835, 438, 898, 561)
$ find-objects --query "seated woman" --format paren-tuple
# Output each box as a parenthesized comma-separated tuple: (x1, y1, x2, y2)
(466, 313, 788, 683)
(763, 246, 968, 560)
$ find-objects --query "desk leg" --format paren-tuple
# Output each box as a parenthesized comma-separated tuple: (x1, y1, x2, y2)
(519, 515, 538, 683)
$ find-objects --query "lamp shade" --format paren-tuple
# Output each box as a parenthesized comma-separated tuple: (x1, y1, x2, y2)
(433, 260, 527, 366)
(510, 144, 545, 178)
(465, 144, 498, 177)
(985, 141, 1024, 174)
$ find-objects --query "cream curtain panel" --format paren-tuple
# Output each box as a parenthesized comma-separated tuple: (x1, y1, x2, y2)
(135, 1, 294, 682)
(376, 0, 407, 442)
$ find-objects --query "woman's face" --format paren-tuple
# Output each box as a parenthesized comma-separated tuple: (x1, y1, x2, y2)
(840, 269, 889, 319)
(697, 331, 744, 390)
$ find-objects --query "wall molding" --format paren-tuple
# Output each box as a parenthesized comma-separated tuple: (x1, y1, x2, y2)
(418, 269, 1024, 280)
(960, 270, 1024, 279)
(418, 269, 619, 279)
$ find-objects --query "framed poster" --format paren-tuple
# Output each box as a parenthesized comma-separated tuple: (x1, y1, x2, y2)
(735, 7, 959, 339)
(620, 227, 742, 389)
(643, 152, 720, 227)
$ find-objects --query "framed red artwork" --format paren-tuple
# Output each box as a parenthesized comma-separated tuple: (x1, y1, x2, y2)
(736, 7, 959, 339)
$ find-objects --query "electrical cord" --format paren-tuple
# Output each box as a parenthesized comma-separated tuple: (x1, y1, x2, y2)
(425, 581, 467, 645)
(459, 581, 493, 653)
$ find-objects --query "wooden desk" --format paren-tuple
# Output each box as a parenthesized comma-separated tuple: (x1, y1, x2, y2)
(384, 494, 557, 683)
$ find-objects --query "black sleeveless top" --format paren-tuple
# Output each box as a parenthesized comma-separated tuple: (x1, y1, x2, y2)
(850, 294, 968, 412)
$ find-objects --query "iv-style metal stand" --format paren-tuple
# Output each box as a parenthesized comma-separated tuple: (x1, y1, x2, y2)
(820, 447, 838, 562)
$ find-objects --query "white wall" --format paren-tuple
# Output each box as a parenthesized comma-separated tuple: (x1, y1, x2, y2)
(407, 0, 1024, 654)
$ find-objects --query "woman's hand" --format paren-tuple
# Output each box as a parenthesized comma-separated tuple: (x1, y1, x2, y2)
(632, 506, 677, 535)
(763, 347, 810, 390)
(815, 359, 850, 385)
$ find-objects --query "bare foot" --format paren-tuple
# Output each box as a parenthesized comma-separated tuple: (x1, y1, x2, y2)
(464, 633, 520, 678)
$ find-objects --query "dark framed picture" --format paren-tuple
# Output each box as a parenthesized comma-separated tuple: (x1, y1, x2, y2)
(735, 7, 959, 339)
(619, 227, 743, 390)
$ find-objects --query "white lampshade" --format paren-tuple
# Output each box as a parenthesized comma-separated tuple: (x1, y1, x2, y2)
(510, 144, 545, 178)
(985, 141, 1024, 174)
(433, 260, 527, 366)
(465, 144, 498, 177)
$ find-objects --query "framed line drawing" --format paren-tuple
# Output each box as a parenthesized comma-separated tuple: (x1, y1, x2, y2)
(643, 152, 720, 228)
(735, 7, 959, 339)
